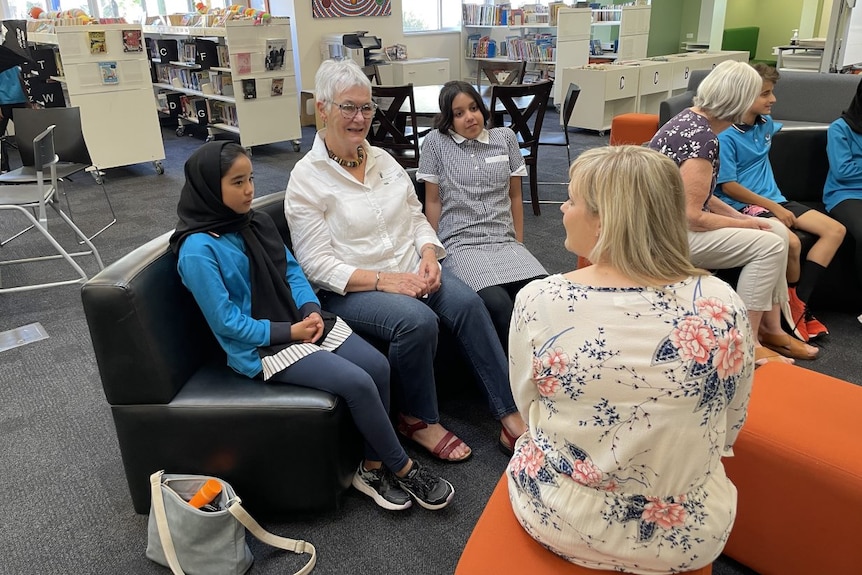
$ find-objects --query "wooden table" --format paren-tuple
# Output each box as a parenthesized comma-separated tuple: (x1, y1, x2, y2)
(407, 84, 533, 117)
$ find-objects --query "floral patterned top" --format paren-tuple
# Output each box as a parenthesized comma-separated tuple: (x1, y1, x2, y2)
(649, 108, 719, 212)
(507, 274, 753, 574)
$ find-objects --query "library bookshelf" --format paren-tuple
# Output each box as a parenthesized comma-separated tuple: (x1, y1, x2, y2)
(143, 17, 300, 152)
(28, 23, 166, 173)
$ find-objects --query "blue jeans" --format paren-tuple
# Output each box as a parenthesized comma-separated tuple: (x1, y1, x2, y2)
(320, 268, 517, 422)
(267, 333, 409, 473)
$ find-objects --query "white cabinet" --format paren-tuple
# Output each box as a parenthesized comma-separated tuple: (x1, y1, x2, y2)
(666, 50, 749, 95)
(31, 24, 165, 172)
(561, 65, 640, 133)
(143, 17, 301, 150)
(633, 59, 673, 114)
(387, 58, 450, 86)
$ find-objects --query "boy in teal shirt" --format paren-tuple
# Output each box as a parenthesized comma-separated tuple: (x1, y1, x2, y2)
(715, 64, 845, 340)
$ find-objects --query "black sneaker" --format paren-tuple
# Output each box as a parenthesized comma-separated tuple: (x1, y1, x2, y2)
(352, 464, 412, 511)
(395, 460, 454, 510)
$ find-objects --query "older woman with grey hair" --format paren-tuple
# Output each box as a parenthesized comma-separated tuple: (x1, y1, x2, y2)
(285, 59, 528, 464)
(649, 60, 817, 363)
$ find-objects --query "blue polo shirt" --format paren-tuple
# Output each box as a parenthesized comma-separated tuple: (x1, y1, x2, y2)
(824, 118, 862, 212)
(715, 115, 785, 210)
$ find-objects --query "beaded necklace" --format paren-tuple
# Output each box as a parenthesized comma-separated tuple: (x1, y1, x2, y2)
(325, 143, 365, 168)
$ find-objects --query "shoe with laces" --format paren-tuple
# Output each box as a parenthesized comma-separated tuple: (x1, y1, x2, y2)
(395, 460, 454, 510)
(352, 464, 412, 511)
(786, 288, 809, 342)
(805, 312, 829, 339)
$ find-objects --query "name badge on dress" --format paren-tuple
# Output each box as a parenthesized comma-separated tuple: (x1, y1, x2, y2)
(379, 165, 403, 185)
(485, 155, 508, 163)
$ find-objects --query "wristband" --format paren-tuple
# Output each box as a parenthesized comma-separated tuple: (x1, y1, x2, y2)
(374, 271, 381, 291)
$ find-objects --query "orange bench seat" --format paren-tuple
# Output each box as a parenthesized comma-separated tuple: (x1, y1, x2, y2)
(455, 474, 712, 575)
(722, 362, 862, 575)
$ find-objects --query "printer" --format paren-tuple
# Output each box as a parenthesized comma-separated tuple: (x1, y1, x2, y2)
(320, 31, 385, 67)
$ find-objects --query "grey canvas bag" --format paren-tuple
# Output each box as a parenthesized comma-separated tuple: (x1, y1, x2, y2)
(146, 471, 316, 575)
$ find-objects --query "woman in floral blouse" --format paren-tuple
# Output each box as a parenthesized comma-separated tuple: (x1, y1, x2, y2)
(508, 145, 754, 574)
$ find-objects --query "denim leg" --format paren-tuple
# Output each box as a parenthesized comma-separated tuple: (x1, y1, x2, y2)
(428, 269, 517, 419)
(320, 290, 441, 423)
(267, 334, 409, 473)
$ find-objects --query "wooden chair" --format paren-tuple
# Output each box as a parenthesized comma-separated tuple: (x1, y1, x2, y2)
(537, 82, 581, 183)
(368, 83, 427, 169)
(477, 60, 526, 88)
(489, 79, 553, 216)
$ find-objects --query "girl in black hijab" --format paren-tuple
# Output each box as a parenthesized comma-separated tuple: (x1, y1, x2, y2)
(825, 78, 862, 302)
(172, 142, 453, 511)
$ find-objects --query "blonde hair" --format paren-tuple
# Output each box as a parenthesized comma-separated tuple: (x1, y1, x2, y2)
(568, 146, 707, 285)
(692, 60, 761, 123)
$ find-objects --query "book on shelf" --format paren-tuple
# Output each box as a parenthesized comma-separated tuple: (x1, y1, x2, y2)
(122, 29, 143, 52)
(270, 77, 284, 97)
(89, 31, 107, 55)
(236, 52, 252, 75)
(242, 78, 256, 99)
(265, 39, 287, 72)
(99, 61, 119, 85)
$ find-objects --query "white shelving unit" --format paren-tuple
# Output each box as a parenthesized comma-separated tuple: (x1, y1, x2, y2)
(143, 17, 301, 151)
(555, 8, 591, 104)
(617, 4, 651, 60)
(462, 22, 558, 86)
(29, 24, 166, 173)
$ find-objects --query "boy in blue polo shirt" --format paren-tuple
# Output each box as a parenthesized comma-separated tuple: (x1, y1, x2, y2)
(715, 63, 845, 341)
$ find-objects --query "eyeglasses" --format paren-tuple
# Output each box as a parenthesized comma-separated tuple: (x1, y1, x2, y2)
(332, 101, 378, 119)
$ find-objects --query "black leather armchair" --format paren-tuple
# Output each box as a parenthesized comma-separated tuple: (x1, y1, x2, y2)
(81, 192, 362, 517)
(768, 126, 861, 310)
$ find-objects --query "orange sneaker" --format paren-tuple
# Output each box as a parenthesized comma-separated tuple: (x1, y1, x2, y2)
(805, 312, 829, 339)
(787, 288, 809, 342)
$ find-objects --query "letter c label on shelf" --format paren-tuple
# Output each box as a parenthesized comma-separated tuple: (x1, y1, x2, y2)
(654, 71, 659, 85)
(619, 76, 625, 90)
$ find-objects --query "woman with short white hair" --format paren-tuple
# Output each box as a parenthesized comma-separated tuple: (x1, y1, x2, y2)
(649, 60, 817, 363)
(286, 59, 527, 463)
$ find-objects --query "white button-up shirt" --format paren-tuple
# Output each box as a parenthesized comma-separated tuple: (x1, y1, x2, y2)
(285, 130, 445, 295)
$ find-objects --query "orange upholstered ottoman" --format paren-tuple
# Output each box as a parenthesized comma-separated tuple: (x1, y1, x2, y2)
(455, 474, 712, 575)
(609, 113, 659, 146)
(723, 363, 862, 575)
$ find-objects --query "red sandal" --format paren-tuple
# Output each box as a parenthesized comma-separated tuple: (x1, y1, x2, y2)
(396, 415, 472, 463)
(499, 427, 520, 457)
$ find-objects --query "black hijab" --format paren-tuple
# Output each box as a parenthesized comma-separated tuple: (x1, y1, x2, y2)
(841, 77, 862, 134)
(170, 141, 335, 359)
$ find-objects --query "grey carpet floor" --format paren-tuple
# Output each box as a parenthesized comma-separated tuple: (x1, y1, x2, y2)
(0, 112, 857, 574)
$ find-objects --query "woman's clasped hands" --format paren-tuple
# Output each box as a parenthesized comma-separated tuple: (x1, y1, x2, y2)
(375, 247, 441, 298)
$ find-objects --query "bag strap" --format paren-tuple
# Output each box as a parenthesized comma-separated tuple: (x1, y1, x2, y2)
(228, 500, 317, 575)
(150, 470, 186, 575)
(149, 471, 317, 575)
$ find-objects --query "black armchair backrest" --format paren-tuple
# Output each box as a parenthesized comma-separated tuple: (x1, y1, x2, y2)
(81, 192, 290, 406)
(13, 106, 93, 167)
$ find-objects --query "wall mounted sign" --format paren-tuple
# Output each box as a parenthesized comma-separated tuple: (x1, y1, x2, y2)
(312, 0, 391, 18)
